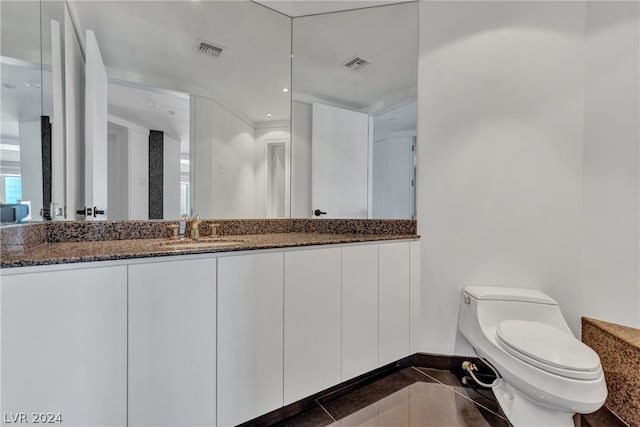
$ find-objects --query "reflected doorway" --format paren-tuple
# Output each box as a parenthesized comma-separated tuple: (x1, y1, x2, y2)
(265, 139, 289, 218)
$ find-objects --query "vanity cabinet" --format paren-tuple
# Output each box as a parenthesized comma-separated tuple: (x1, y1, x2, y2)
(128, 258, 216, 427)
(1, 266, 127, 426)
(217, 252, 284, 426)
(0, 238, 417, 426)
(284, 247, 342, 405)
(379, 242, 411, 366)
(342, 244, 379, 380)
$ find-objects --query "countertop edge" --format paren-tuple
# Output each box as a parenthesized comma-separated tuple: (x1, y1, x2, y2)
(1, 234, 420, 269)
(582, 316, 640, 349)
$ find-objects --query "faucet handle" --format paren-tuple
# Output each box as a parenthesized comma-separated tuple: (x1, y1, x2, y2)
(166, 224, 179, 239)
(190, 219, 202, 240)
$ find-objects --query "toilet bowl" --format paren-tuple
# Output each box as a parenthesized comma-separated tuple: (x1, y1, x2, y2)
(458, 286, 607, 427)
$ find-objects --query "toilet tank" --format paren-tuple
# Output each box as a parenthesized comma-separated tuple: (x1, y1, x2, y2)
(459, 286, 572, 347)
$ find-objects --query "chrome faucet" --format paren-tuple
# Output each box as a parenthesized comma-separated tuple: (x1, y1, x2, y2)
(179, 213, 190, 238)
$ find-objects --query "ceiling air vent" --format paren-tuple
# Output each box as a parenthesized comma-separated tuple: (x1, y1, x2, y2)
(343, 56, 371, 71)
(194, 40, 224, 58)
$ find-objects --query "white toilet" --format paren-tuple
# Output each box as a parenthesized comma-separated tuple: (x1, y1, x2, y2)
(458, 286, 607, 427)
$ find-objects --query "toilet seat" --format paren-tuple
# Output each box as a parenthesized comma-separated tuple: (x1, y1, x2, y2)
(496, 320, 602, 380)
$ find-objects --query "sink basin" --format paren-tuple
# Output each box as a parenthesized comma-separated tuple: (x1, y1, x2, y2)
(157, 238, 247, 250)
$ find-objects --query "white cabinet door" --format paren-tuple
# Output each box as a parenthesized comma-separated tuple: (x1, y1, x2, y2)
(128, 258, 216, 427)
(379, 242, 411, 366)
(217, 253, 284, 426)
(1, 266, 127, 426)
(342, 245, 379, 380)
(284, 247, 341, 404)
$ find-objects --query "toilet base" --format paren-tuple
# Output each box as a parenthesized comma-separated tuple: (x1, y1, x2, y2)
(493, 379, 575, 427)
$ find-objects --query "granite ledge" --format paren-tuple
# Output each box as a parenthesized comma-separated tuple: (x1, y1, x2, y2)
(0, 233, 419, 268)
(583, 316, 640, 349)
(582, 317, 640, 427)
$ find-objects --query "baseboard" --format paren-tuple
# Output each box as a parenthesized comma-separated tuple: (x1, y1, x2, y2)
(239, 352, 472, 427)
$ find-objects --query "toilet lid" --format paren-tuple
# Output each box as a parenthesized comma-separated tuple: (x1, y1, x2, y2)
(496, 320, 601, 379)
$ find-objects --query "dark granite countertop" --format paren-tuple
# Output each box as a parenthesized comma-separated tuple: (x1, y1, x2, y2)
(0, 232, 418, 268)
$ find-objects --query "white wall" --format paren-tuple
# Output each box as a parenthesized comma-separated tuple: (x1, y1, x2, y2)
(575, 1, 640, 330)
(128, 128, 149, 220)
(107, 124, 129, 221)
(417, 1, 639, 355)
(291, 101, 312, 218)
(19, 121, 43, 221)
(192, 96, 256, 218)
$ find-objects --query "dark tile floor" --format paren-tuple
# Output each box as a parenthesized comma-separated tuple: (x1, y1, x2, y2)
(272, 367, 627, 427)
(273, 367, 510, 427)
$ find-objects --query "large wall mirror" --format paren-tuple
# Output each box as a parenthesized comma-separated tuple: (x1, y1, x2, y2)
(0, 0, 417, 223)
(1, 0, 291, 222)
(1, 1, 62, 222)
(290, 1, 418, 219)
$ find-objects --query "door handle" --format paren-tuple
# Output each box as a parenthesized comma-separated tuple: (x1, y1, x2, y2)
(313, 209, 327, 217)
(76, 207, 104, 217)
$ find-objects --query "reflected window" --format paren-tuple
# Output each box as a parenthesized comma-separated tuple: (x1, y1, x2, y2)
(5, 176, 22, 204)
(180, 182, 190, 217)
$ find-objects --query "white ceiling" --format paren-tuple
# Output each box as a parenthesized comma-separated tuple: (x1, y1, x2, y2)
(292, 1, 418, 112)
(1, 1, 417, 133)
(373, 99, 417, 140)
(255, 0, 414, 18)
(108, 83, 190, 143)
(73, 1, 291, 125)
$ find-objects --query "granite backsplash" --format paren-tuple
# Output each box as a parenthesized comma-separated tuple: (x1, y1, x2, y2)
(1, 219, 417, 258)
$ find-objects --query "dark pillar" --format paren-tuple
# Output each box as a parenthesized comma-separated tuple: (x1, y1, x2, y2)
(41, 116, 52, 220)
(148, 130, 164, 219)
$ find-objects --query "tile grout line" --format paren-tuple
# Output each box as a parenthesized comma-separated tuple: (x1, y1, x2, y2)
(410, 366, 508, 421)
(316, 400, 338, 423)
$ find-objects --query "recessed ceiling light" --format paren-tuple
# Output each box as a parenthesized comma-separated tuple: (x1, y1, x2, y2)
(147, 102, 160, 109)
(282, 88, 289, 92)
(24, 81, 41, 88)
(266, 112, 272, 117)
(2, 83, 16, 90)
(167, 110, 176, 115)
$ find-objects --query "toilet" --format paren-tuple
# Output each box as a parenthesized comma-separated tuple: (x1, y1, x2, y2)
(458, 286, 607, 427)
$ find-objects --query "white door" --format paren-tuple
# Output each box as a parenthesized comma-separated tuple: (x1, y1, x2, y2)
(84, 29, 108, 219)
(379, 242, 411, 365)
(342, 245, 379, 380)
(64, 5, 84, 220)
(311, 103, 370, 218)
(284, 247, 342, 404)
(218, 253, 284, 425)
(128, 258, 216, 427)
(1, 267, 127, 426)
(373, 136, 415, 219)
(50, 19, 65, 218)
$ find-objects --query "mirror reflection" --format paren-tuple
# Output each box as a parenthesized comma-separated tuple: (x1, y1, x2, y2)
(107, 82, 190, 220)
(291, 2, 418, 219)
(0, 1, 54, 222)
(1, 1, 418, 223)
(73, 0, 292, 220)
